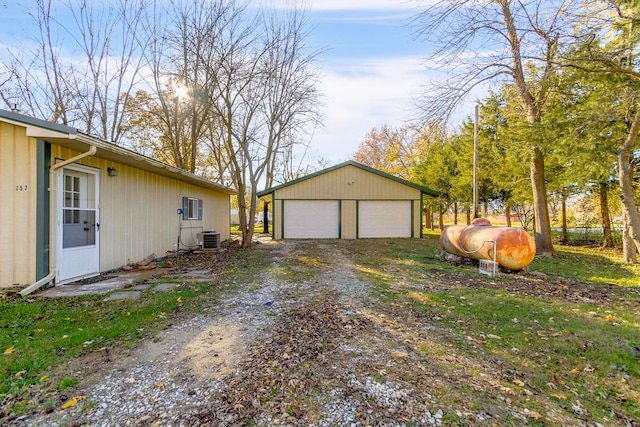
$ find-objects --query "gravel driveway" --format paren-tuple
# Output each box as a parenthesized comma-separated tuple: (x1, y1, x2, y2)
(26, 239, 514, 426)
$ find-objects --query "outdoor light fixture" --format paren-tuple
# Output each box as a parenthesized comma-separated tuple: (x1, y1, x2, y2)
(107, 167, 118, 177)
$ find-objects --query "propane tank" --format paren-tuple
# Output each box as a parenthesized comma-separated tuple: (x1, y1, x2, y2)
(440, 219, 536, 270)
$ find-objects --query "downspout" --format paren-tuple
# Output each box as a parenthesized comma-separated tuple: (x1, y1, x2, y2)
(20, 145, 97, 296)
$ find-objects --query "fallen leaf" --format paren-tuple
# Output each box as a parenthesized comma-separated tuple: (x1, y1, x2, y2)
(40, 375, 49, 382)
(14, 370, 25, 379)
(61, 395, 86, 409)
(177, 297, 183, 303)
(155, 381, 165, 388)
(4, 346, 14, 354)
(395, 352, 408, 359)
(499, 385, 515, 395)
(513, 379, 525, 387)
(487, 334, 502, 340)
(524, 409, 543, 420)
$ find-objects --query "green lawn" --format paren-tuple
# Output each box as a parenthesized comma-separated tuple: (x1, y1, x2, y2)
(346, 235, 639, 425)
(1, 235, 638, 424)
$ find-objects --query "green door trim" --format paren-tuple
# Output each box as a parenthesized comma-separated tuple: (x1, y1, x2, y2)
(36, 140, 51, 281)
(280, 199, 285, 239)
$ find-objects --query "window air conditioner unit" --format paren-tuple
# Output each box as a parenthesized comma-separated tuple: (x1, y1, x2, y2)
(197, 230, 221, 250)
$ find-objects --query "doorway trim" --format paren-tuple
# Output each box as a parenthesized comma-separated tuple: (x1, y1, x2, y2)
(55, 163, 100, 284)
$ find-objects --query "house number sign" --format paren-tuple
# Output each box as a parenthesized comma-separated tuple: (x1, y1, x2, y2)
(15, 185, 28, 191)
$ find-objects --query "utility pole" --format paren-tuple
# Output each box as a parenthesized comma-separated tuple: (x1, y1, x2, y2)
(473, 104, 479, 218)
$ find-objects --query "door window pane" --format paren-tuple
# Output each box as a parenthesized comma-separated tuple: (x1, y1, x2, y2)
(63, 210, 96, 248)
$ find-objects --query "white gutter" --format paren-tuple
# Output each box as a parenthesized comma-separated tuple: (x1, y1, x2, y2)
(20, 145, 98, 296)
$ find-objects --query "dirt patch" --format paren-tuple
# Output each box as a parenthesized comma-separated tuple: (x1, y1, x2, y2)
(420, 262, 638, 305)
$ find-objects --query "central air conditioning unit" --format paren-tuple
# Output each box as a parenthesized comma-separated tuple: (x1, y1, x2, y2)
(197, 230, 221, 250)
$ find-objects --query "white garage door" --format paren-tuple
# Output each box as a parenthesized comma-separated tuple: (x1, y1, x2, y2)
(359, 201, 412, 238)
(284, 200, 340, 238)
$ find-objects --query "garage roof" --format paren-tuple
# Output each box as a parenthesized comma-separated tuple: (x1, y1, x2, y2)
(257, 160, 438, 199)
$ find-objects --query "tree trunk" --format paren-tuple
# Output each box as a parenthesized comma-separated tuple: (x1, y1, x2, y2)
(466, 207, 471, 225)
(425, 207, 432, 229)
(623, 210, 638, 263)
(263, 201, 270, 234)
(618, 106, 640, 261)
(505, 200, 511, 227)
(561, 191, 568, 244)
(599, 182, 614, 249)
(454, 202, 458, 224)
(531, 146, 554, 256)
(438, 208, 444, 231)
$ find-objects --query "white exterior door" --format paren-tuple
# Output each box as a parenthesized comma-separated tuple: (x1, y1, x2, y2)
(359, 201, 412, 238)
(284, 200, 340, 238)
(56, 165, 100, 284)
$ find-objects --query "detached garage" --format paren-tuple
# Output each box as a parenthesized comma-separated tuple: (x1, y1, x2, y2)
(257, 161, 437, 239)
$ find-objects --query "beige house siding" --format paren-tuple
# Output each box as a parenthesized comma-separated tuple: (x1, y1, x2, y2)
(0, 123, 38, 286)
(52, 145, 231, 274)
(0, 112, 234, 290)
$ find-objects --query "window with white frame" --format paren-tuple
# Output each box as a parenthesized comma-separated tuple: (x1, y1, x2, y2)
(182, 197, 203, 220)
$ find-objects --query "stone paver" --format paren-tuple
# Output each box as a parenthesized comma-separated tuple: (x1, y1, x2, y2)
(33, 266, 215, 298)
(151, 282, 181, 292)
(37, 268, 169, 298)
(104, 291, 143, 301)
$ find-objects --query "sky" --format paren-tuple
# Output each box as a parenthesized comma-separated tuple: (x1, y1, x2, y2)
(296, 1, 430, 166)
(0, 0, 474, 169)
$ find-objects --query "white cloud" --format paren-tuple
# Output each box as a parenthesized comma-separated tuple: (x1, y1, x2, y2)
(306, 56, 425, 164)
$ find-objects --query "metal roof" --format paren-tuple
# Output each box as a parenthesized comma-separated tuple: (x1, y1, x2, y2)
(257, 160, 438, 198)
(0, 109, 236, 195)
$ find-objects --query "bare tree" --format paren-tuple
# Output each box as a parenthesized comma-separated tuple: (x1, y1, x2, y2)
(198, 2, 322, 247)
(412, 0, 572, 256)
(261, 6, 323, 190)
(128, 1, 229, 173)
(5, 0, 146, 143)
